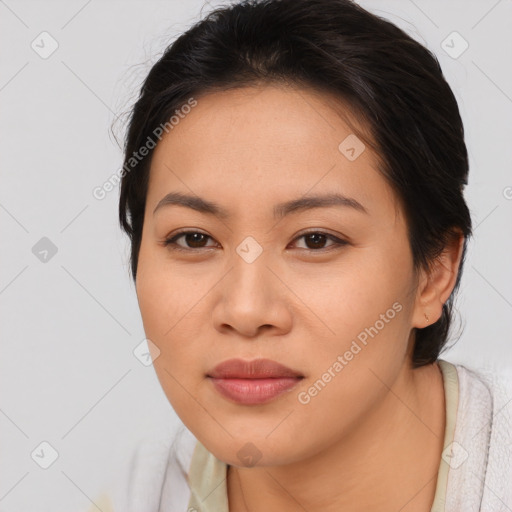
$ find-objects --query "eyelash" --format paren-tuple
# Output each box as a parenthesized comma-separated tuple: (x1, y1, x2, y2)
(162, 230, 348, 253)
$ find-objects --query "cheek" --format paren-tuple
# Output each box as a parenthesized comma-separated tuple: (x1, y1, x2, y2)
(136, 243, 194, 337)
(297, 249, 412, 391)
(135, 250, 208, 381)
(136, 274, 197, 363)
(136, 265, 206, 426)
(304, 248, 409, 333)
(136, 270, 173, 339)
(290, 283, 409, 451)
(136, 256, 185, 376)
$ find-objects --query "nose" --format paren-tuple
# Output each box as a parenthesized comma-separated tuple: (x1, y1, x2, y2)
(211, 250, 293, 339)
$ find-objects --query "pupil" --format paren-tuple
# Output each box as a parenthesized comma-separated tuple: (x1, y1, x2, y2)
(307, 233, 325, 249)
(188, 233, 205, 247)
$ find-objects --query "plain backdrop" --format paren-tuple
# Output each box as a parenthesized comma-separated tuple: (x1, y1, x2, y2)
(1, 0, 511, 510)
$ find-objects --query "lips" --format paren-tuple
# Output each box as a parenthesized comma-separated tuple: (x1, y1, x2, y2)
(207, 358, 304, 405)
(207, 358, 304, 379)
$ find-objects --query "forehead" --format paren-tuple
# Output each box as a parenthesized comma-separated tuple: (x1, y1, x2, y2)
(146, 84, 399, 220)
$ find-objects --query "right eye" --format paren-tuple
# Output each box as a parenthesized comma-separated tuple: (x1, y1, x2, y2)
(163, 230, 218, 251)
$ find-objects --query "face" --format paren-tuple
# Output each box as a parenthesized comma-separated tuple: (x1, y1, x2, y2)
(135, 84, 421, 467)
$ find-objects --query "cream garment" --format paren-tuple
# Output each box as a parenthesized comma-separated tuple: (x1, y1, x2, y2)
(92, 359, 512, 512)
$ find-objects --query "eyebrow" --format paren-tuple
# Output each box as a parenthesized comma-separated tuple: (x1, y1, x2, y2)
(153, 191, 368, 219)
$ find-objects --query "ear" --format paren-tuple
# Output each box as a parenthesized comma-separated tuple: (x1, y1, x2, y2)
(412, 230, 465, 329)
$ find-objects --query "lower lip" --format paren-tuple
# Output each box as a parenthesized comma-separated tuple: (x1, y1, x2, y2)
(209, 377, 302, 405)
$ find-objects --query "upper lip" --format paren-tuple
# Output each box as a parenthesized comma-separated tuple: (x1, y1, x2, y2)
(207, 358, 304, 379)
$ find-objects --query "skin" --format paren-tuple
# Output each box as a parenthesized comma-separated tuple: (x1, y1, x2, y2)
(135, 84, 464, 511)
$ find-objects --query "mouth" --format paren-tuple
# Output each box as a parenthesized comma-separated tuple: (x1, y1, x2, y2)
(206, 358, 304, 405)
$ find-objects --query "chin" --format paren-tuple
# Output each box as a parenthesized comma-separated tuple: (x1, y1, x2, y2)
(197, 431, 308, 468)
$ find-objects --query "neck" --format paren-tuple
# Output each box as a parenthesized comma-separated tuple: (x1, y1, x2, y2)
(227, 361, 446, 512)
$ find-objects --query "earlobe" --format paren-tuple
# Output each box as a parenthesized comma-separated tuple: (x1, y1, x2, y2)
(413, 231, 465, 328)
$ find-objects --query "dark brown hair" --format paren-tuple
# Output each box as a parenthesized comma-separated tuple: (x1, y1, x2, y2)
(118, 0, 472, 367)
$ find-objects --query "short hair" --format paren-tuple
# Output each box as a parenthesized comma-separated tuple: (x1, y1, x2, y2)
(118, 0, 473, 368)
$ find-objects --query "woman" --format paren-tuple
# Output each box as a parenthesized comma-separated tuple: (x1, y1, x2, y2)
(93, 0, 512, 510)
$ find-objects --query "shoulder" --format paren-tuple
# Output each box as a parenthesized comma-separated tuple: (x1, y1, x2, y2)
(447, 359, 512, 442)
(443, 359, 512, 508)
(464, 363, 512, 507)
(90, 422, 198, 512)
(451, 360, 512, 416)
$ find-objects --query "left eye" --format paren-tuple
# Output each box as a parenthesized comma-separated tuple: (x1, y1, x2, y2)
(293, 232, 347, 250)
(163, 230, 348, 251)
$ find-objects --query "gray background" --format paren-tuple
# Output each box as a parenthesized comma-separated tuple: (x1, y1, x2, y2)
(1, 0, 511, 510)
